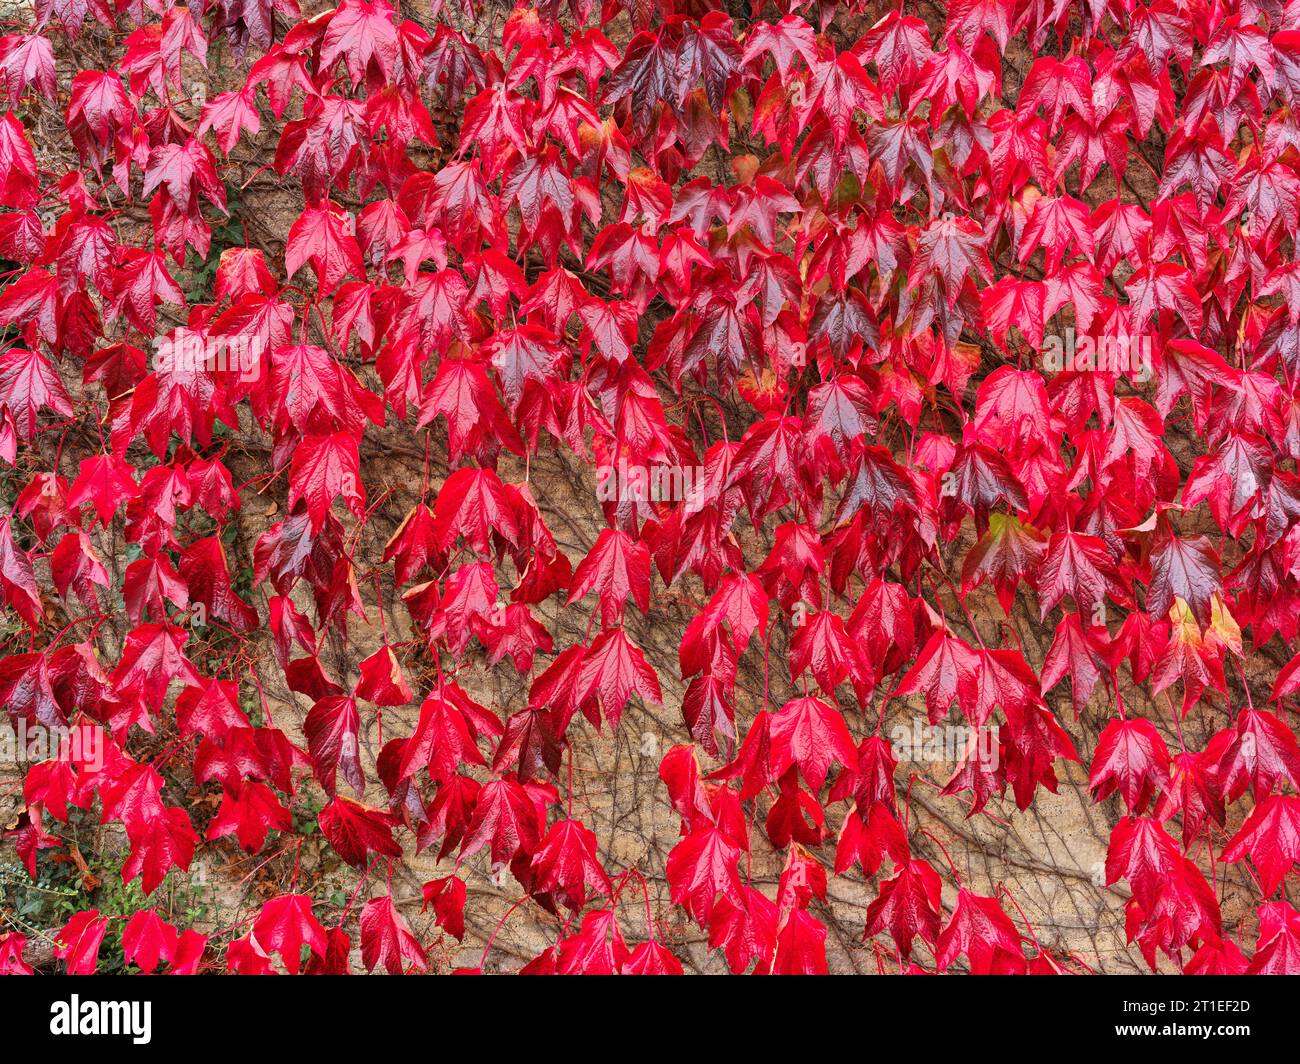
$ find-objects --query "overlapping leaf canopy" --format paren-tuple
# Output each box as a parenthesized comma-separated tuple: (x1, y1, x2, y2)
(1, 0, 1300, 975)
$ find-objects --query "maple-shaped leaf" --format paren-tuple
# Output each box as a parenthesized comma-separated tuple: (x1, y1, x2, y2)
(381, 504, 440, 587)
(743, 14, 817, 75)
(49, 531, 108, 610)
(415, 774, 480, 861)
(770, 907, 829, 976)
(111, 622, 201, 716)
(1200, 14, 1272, 97)
(1039, 613, 1110, 716)
(417, 357, 521, 464)
(299, 924, 350, 976)
(493, 705, 564, 781)
(680, 672, 736, 757)
(1104, 814, 1182, 912)
(835, 801, 909, 877)
(1220, 794, 1300, 897)
(566, 527, 651, 625)
(459, 777, 543, 867)
(54, 910, 108, 975)
(797, 49, 882, 148)
(179, 537, 259, 631)
(289, 432, 366, 532)
(423, 562, 497, 658)
(1215, 709, 1300, 803)
(260, 341, 383, 436)
(936, 888, 1022, 974)
(207, 781, 292, 854)
(909, 214, 992, 305)
(174, 679, 246, 741)
(0, 111, 37, 207)
(864, 858, 943, 957)
(981, 277, 1047, 350)
(121, 909, 180, 974)
(253, 894, 327, 976)
(0, 34, 56, 100)
(1155, 747, 1226, 848)
(576, 627, 662, 728)
(555, 908, 630, 975)
(1122, 853, 1221, 970)
(142, 138, 225, 213)
(473, 602, 553, 672)
(667, 825, 744, 927)
(1182, 432, 1271, 537)
(212, 247, 277, 304)
(319, 795, 402, 868)
(320, 0, 399, 86)
(430, 465, 521, 555)
(529, 818, 612, 911)
(0, 268, 58, 345)
(1184, 938, 1250, 976)
(767, 694, 858, 792)
(962, 647, 1043, 728)
(200, 89, 261, 156)
(1124, 261, 1203, 332)
(359, 894, 427, 975)
(486, 325, 564, 410)
(766, 767, 827, 848)
(1037, 529, 1124, 621)
(623, 939, 684, 975)
(701, 572, 769, 655)
(803, 375, 878, 465)
(122, 805, 197, 895)
(1152, 338, 1232, 423)
(0, 345, 73, 440)
(67, 452, 138, 527)
(304, 694, 364, 795)
(1088, 718, 1171, 815)
(354, 645, 413, 706)
(940, 441, 1029, 535)
(422, 875, 466, 941)
(528, 643, 595, 726)
(285, 201, 365, 293)
(1150, 599, 1230, 717)
(894, 632, 980, 725)
(789, 610, 873, 704)
(1000, 702, 1080, 809)
(106, 249, 184, 333)
(960, 513, 1046, 614)
(1247, 902, 1300, 974)
(400, 687, 492, 784)
(1146, 528, 1221, 629)
(1019, 194, 1095, 264)
(706, 886, 778, 975)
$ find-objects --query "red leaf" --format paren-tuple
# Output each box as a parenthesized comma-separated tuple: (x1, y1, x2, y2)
(864, 859, 943, 958)
(577, 627, 662, 728)
(359, 894, 428, 975)
(318, 795, 402, 868)
(54, 910, 108, 975)
(253, 894, 327, 976)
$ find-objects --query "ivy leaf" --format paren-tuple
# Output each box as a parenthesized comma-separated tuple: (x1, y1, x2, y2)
(359, 894, 428, 975)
